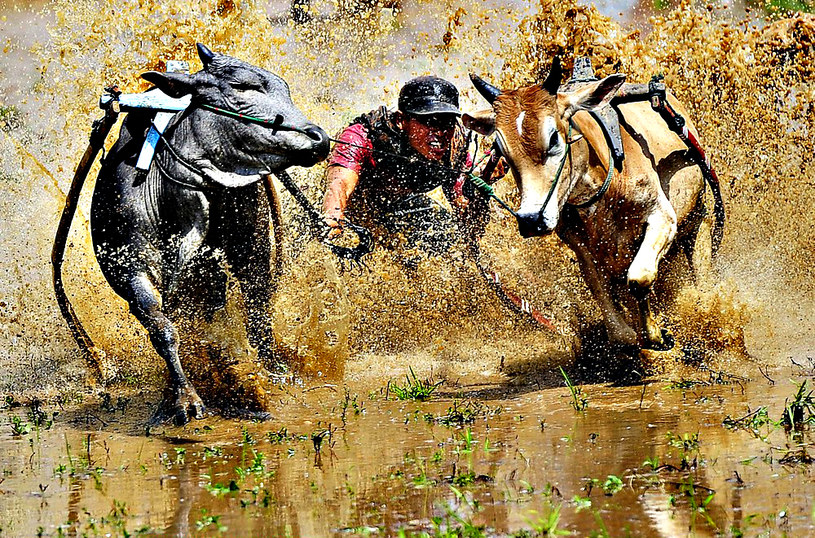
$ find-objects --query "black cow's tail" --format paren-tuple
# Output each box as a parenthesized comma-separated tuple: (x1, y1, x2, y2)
(51, 106, 120, 383)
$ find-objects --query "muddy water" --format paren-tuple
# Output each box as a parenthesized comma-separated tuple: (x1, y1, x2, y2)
(1, 0, 815, 535)
(2, 370, 815, 536)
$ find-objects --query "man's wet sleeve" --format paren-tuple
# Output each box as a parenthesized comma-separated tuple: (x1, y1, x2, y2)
(327, 123, 374, 174)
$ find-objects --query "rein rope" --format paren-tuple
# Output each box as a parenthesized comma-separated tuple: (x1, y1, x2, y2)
(198, 103, 522, 214)
(152, 101, 617, 216)
(537, 120, 615, 221)
(152, 122, 211, 190)
(159, 102, 558, 330)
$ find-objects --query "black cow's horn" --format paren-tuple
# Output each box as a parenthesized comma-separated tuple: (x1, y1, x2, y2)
(197, 43, 216, 68)
(542, 56, 563, 95)
(470, 73, 501, 105)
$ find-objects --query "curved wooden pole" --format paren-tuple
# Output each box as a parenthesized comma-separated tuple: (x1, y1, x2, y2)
(51, 105, 119, 382)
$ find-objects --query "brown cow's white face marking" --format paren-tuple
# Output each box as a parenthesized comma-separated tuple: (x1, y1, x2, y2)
(512, 113, 570, 231)
(515, 111, 525, 136)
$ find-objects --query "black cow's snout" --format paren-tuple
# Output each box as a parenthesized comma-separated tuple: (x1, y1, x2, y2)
(515, 211, 551, 238)
(303, 125, 330, 162)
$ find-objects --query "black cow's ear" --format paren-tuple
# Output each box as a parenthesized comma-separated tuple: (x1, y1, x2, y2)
(141, 71, 195, 98)
(197, 43, 216, 68)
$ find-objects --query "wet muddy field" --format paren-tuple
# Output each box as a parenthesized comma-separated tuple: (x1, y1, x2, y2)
(2, 363, 815, 536)
(2, 0, 815, 536)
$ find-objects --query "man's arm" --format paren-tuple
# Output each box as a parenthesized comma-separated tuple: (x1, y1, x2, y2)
(323, 166, 360, 225)
(321, 123, 373, 227)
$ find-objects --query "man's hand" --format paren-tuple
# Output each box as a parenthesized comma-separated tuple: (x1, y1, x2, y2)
(451, 193, 470, 212)
(472, 153, 508, 184)
(322, 212, 343, 239)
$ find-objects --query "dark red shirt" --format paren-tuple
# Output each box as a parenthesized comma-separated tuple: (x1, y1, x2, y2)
(327, 123, 375, 174)
(327, 120, 480, 225)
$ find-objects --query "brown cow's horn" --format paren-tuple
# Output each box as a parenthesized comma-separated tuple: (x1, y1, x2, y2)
(542, 56, 563, 95)
(470, 73, 501, 105)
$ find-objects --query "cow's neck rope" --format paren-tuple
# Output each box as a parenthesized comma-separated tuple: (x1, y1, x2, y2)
(198, 103, 516, 212)
(539, 121, 614, 216)
(153, 123, 210, 190)
(569, 122, 615, 209)
(153, 150, 205, 190)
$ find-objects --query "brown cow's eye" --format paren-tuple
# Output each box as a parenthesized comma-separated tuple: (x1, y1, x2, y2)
(548, 130, 559, 151)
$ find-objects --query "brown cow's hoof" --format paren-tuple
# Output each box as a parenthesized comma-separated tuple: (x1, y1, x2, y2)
(643, 329, 675, 351)
(149, 385, 207, 427)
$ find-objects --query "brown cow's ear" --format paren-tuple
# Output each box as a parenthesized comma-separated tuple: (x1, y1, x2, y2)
(559, 74, 626, 120)
(141, 71, 195, 98)
(462, 109, 496, 136)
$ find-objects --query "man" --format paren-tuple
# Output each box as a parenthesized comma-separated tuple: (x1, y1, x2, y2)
(322, 75, 501, 257)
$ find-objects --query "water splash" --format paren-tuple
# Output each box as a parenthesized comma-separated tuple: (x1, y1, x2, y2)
(0, 0, 813, 398)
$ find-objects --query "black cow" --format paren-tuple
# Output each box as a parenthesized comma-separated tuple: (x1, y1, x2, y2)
(91, 44, 329, 425)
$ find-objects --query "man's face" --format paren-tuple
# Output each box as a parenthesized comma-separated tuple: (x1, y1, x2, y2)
(401, 114, 457, 161)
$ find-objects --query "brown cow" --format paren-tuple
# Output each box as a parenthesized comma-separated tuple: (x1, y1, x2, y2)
(464, 58, 723, 351)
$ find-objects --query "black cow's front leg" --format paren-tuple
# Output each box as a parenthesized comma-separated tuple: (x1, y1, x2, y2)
(214, 184, 278, 368)
(126, 274, 206, 426)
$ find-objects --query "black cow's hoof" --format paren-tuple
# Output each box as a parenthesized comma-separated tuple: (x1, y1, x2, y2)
(149, 386, 207, 427)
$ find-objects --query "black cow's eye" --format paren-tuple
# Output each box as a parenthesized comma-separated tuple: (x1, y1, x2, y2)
(231, 82, 263, 93)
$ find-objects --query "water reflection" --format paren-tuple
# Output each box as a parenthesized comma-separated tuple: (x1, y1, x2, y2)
(1, 375, 814, 536)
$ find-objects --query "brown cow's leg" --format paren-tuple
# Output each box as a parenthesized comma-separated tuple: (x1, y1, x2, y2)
(630, 285, 672, 350)
(628, 195, 677, 349)
(559, 221, 638, 347)
(126, 274, 206, 426)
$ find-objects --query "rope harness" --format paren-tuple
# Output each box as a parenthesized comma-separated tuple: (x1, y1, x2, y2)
(191, 102, 563, 329)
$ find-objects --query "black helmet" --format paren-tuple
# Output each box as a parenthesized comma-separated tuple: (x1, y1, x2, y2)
(398, 76, 461, 116)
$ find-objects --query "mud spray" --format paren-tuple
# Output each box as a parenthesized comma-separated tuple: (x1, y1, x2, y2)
(0, 0, 813, 407)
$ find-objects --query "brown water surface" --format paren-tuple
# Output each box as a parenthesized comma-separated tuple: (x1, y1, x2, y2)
(2, 368, 815, 536)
